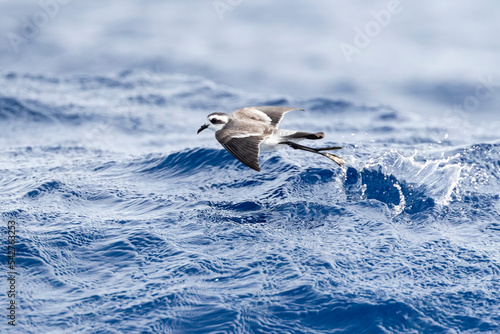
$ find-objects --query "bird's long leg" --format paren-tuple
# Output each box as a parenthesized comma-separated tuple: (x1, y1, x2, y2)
(315, 146, 342, 151)
(280, 142, 341, 152)
(280, 141, 319, 153)
(280, 141, 344, 166)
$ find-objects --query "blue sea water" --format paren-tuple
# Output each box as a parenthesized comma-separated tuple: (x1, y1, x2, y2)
(1, 71, 499, 333)
(1, 1, 500, 333)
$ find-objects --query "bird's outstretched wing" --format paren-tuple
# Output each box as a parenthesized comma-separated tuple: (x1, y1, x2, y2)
(216, 130, 264, 171)
(233, 106, 303, 128)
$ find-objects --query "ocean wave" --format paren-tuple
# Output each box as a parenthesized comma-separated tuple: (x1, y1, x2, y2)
(2, 71, 499, 333)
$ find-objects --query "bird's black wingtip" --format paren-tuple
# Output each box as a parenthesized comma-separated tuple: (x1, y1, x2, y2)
(251, 165, 261, 172)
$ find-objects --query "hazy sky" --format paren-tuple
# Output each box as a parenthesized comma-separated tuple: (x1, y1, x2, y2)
(2, 0, 500, 115)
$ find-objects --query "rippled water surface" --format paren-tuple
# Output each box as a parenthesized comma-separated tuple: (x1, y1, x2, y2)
(0, 71, 499, 333)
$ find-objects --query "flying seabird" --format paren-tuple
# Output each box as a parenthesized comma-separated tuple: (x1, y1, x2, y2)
(197, 106, 343, 171)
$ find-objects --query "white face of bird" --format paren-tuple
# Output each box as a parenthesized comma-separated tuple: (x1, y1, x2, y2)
(197, 113, 230, 133)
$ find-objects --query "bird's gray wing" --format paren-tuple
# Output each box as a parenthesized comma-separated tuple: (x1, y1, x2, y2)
(233, 106, 303, 128)
(216, 129, 264, 172)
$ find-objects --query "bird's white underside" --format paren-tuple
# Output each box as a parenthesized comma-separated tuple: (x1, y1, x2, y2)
(261, 130, 303, 151)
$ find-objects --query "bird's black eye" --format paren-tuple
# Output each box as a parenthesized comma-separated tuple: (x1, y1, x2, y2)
(210, 118, 224, 125)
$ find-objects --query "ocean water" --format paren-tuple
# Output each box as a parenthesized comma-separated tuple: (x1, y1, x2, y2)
(1, 71, 499, 333)
(1, 1, 500, 333)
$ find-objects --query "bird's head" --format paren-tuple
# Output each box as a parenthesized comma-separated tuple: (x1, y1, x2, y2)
(197, 112, 231, 133)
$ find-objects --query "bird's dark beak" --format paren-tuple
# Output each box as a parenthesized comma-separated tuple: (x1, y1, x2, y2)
(197, 124, 209, 134)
